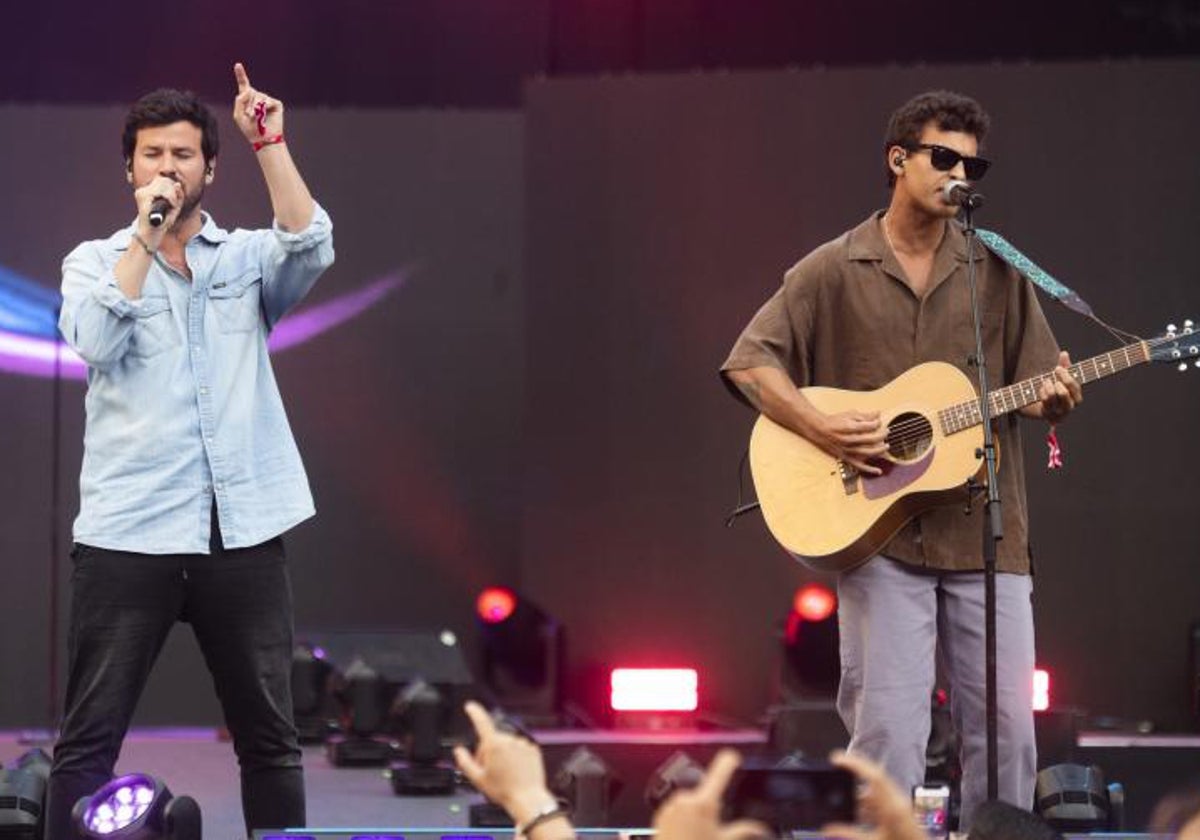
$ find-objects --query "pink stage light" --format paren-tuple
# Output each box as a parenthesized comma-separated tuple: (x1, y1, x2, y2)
(610, 668, 698, 712)
(476, 586, 517, 624)
(792, 583, 837, 623)
(1033, 668, 1051, 711)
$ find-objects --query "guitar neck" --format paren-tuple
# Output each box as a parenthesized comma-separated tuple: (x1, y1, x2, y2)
(940, 341, 1150, 434)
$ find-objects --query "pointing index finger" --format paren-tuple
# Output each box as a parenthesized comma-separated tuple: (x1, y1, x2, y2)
(463, 700, 497, 740)
(696, 748, 741, 800)
(234, 62, 251, 93)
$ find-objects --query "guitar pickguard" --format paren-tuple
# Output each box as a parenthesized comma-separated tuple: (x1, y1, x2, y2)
(860, 447, 935, 500)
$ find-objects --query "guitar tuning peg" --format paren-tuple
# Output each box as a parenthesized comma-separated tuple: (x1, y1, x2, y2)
(1179, 362, 1189, 372)
(1167, 323, 1178, 336)
(1185, 319, 1195, 332)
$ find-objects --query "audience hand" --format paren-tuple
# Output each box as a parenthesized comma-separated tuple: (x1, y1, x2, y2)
(821, 750, 926, 840)
(452, 701, 565, 831)
(651, 748, 769, 840)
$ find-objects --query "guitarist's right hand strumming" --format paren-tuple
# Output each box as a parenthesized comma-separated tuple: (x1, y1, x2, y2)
(727, 364, 890, 475)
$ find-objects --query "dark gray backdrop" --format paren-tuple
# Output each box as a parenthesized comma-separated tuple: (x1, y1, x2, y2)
(0, 106, 525, 725)
(1, 58, 1198, 732)
(520, 59, 1200, 730)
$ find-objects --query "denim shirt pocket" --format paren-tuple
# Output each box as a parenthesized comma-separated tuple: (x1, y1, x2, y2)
(208, 269, 264, 333)
(129, 295, 178, 359)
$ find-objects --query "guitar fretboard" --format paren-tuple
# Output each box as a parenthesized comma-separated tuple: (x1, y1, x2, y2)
(938, 342, 1150, 434)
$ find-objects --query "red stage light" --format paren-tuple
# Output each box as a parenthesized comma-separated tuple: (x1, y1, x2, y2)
(1033, 668, 1051, 711)
(610, 668, 698, 712)
(476, 586, 517, 624)
(792, 583, 837, 622)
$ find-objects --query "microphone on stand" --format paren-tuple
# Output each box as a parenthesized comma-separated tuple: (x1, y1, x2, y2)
(148, 197, 172, 228)
(943, 179, 984, 210)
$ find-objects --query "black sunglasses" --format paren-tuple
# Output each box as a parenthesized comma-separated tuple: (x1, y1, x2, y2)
(906, 143, 991, 181)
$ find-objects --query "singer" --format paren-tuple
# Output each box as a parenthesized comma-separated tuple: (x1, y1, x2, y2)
(720, 91, 1081, 829)
(48, 63, 333, 838)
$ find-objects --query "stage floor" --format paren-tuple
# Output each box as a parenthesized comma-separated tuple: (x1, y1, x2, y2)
(4, 728, 1197, 838)
(2, 728, 764, 838)
(3, 728, 483, 840)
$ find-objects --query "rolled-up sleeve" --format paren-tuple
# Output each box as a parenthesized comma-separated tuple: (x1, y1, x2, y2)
(260, 202, 335, 327)
(719, 259, 815, 407)
(59, 242, 144, 369)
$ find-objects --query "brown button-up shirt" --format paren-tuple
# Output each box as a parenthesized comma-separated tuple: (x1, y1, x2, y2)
(721, 212, 1061, 574)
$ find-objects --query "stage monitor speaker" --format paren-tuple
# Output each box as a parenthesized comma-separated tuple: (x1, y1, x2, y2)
(298, 629, 474, 686)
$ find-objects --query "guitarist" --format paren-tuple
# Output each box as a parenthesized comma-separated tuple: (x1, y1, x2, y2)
(721, 90, 1082, 829)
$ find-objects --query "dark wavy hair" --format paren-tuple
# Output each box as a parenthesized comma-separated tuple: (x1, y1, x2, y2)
(121, 88, 219, 166)
(883, 90, 990, 188)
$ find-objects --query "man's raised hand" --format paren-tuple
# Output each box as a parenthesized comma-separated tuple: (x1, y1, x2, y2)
(233, 62, 284, 144)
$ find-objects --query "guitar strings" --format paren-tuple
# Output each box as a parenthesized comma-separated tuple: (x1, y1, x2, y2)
(876, 343, 1156, 451)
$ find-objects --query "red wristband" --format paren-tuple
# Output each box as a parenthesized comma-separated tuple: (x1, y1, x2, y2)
(253, 133, 285, 152)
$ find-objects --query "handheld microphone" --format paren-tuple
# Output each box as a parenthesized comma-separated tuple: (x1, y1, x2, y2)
(148, 197, 172, 228)
(943, 179, 984, 210)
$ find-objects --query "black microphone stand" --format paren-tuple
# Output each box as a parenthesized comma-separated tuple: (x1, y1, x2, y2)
(961, 200, 1002, 802)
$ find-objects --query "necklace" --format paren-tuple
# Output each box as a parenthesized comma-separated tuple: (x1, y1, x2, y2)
(882, 215, 899, 254)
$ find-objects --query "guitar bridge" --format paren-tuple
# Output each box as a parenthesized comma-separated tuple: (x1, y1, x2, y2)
(838, 461, 859, 496)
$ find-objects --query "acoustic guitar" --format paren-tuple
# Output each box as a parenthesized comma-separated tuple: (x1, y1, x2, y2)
(748, 322, 1198, 572)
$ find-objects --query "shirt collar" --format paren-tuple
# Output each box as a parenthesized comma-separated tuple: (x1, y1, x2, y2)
(846, 210, 981, 264)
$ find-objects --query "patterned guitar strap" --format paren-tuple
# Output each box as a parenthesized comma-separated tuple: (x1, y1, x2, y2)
(975, 228, 1095, 318)
(974, 228, 1097, 468)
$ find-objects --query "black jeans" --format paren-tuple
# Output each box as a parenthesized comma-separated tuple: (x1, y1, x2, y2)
(45, 522, 305, 840)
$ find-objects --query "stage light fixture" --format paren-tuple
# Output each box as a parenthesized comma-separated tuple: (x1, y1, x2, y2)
(389, 679, 458, 795)
(780, 583, 839, 701)
(291, 641, 340, 744)
(477, 586, 564, 725)
(643, 750, 704, 812)
(0, 749, 51, 839)
(477, 586, 516, 623)
(1034, 763, 1112, 832)
(610, 668, 698, 713)
(71, 774, 200, 840)
(923, 687, 960, 794)
(12, 749, 51, 783)
(1033, 668, 1051, 712)
(552, 747, 622, 827)
(325, 658, 399, 766)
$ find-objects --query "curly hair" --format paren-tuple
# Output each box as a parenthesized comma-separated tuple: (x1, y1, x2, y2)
(121, 88, 219, 166)
(883, 90, 990, 188)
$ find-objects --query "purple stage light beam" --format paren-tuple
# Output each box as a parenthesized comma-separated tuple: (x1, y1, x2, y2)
(0, 273, 405, 381)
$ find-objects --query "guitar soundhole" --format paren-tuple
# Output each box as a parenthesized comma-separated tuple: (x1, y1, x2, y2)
(886, 411, 933, 462)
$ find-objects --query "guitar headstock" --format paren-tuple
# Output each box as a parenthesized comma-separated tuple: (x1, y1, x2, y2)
(1149, 320, 1200, 371)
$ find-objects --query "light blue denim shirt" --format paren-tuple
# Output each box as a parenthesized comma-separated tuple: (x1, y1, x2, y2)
(59, 205, 334, 554)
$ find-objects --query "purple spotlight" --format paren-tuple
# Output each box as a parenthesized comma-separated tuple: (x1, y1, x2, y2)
(82, 774, 158, 834)
(72, 773, 200, 840)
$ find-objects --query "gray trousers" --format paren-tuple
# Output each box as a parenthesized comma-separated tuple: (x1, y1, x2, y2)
(836, 555, 1037, 830)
